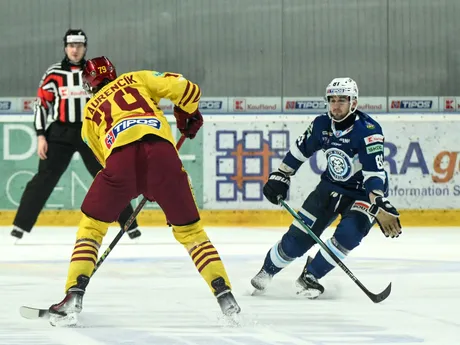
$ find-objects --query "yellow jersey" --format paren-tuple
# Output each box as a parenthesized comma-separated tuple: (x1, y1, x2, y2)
(82, 70, 201, 166)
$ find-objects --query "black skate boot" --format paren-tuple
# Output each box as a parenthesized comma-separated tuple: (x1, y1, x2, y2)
(127, 227, 141, 239)
(10, 227, 24, 240)
(250, 268, 273, 295)
(49, 275, 89, 327)
(211, 277, 241, 316)
(296, 256, 325, 299)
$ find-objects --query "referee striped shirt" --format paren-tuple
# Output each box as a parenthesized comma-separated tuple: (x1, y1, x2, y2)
(34, 58, 90, 135)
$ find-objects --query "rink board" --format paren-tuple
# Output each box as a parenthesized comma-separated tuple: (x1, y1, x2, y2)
(1, 114, 460, 226)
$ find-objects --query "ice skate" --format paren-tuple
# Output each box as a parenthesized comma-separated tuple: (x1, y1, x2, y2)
(10, 227, 24, 241)
(49, 275, 89, 327)
(127, 227, 141, 240)
(295, 257, 324, 299)
(212, 277, 241, 317)
(250, 268, 273, 295)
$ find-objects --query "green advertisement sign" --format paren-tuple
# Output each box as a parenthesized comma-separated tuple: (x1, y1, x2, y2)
(0, 122, 203, 210)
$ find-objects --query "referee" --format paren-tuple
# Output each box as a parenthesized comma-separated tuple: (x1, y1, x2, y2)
(11, 29, 141, 240)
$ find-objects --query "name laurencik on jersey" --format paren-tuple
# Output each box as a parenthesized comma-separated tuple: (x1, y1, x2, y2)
(282, 110, 388, 200)
(34, 58, 90, 135)
(82, 70, 200, 166)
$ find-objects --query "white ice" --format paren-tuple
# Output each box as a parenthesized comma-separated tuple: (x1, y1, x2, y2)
(1, 225, 459, 345)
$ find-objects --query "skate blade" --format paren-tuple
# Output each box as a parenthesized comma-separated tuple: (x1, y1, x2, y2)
(250, 278, 269, 296)
(295, 279, 323, 299)
(224, 304, 241, 316)
(9, 237, 20, 246)
(296, 287, 321, 299)
(49, 313, 79, 327)
(218, 312, 241, 327)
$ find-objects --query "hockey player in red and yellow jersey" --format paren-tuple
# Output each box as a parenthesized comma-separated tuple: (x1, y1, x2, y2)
(48, 56, 240, 326)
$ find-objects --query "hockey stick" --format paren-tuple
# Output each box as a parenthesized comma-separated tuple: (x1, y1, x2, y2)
(92, 134, 186, 275)
(278, 197, 392, 303)
(19, 135, 186, 320)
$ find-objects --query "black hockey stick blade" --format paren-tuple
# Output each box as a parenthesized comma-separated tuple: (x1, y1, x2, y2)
(367, 282, 392, 303)
(19, 306, 50, 320)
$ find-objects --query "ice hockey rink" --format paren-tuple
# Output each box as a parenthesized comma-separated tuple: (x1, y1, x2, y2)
(1, 226, 459, 345)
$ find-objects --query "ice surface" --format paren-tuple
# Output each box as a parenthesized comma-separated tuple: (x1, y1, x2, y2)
(1, 226, 459, 345)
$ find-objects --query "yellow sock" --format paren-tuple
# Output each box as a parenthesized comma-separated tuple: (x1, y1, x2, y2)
(65, 215, 109, 292)
(173, 221, 232, 293)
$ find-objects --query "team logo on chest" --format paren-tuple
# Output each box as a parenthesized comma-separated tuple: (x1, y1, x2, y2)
(325, 148, 355, 181)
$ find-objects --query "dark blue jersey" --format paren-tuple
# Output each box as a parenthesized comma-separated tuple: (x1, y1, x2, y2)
(281, 110, 387, 201)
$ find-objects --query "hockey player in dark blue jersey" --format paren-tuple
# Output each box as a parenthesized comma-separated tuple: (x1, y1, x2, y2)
(251, 77, 402, 298)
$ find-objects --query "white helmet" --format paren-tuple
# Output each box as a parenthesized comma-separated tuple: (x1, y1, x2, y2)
(325, 77, 359, 122)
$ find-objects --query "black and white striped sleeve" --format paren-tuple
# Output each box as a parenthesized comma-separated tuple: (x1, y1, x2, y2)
(34, 66, 58, 135)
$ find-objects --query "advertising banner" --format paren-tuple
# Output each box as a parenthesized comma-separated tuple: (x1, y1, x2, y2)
(388, 97, 439, 112)
(283, 97, 327, 113)
(357, 97, 387, 113)
(159, 97, 228, 114)
(2, 114, 460, 211)
(198, 98, 228, 113)
(0, 98, 20, 114)
(282, 97, 387, 114)
(3, 96, 460, 114)
(439, 97, 460, 112)
(203, 116, 460, 210)
(228, 97, 282, 113)
(0, 122, 203, 210)
(20, 97, 36, 113)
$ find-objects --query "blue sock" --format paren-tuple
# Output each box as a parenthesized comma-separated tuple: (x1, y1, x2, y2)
(308, 251, 335, 279)
(262, 242, 294, 275)
(308, 237, 349, 279)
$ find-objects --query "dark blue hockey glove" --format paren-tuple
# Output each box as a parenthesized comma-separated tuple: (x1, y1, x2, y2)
(263, 171, 290, 205)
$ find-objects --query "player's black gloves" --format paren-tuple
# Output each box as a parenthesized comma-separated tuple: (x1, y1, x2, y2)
(263, 171, 290, 205)
(368, 196, 402, 238)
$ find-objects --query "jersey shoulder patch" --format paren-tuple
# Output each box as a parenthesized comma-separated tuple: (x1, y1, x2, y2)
(355, 111, 382, 132)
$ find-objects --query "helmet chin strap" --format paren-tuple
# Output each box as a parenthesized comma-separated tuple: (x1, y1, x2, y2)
(329, 100, 358, 123)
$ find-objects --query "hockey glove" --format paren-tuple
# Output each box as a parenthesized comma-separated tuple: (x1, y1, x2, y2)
(173, 106, 203, 139)
(368, 196, 402, 238)
(263, 171, 290, 205)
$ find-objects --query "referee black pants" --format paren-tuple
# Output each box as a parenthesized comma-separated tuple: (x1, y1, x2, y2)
(13, 121, 138, 232)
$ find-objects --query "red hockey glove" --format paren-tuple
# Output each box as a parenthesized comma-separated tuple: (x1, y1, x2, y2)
(184, 112, 203, 139)
(173, 106, 203, 139)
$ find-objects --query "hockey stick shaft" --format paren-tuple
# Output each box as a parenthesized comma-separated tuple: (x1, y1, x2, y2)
(92, 135, 187, 276)
(278, 198, 391, 303)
